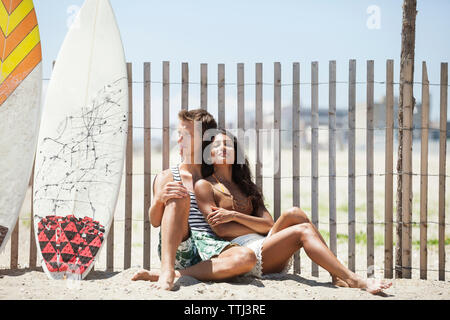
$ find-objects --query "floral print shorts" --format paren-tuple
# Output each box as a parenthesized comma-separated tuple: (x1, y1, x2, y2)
(190, 230, 235, 261)
(158, 231, 202, 270)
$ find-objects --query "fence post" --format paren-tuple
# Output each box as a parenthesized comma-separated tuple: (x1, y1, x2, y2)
(182, 62, 189, 110)
(10, 221, 18, 269)
(311, 61, 319, 277)
(237, 63, 245, 145)
(292, 62, 301, 273)
(348, 59, 356, 272)
(143, 62, 152, 270)
(28, 157, 37, 269)
(438, 62, 448, 281)
(273, 62, 281, 222)
(201, 63, 208, 110)
(163, 61, 170, 170)
(401, 58, 413, 279)
(218, 64, 225, 128)
(255, 63, 263, 191)
(329, 60, 337, 257)
(420, 61, 429, 280)
(367, 60, 375, 277)
(385, 59, 394, 279)
(124, 62, 133, 270)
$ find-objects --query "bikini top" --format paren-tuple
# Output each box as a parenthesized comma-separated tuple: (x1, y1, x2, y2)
(211, 173, 254, 216)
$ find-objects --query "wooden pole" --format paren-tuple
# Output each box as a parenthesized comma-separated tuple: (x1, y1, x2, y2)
(218, 64, 225, 128)
(438, 62, 448, 281)
(396, 0, 417, 279)
(124, 62, 133, 270)
(182, 62, 189, 110)
(311, 61, 319, 277)
(143, 62, 152, 270)
(201, 63, 208, 110)
(348, 59, 356, 272)
(255, 63, 263, 191)
(385, 60, 394, 279)
(419, 61, 429, 280)
(367, 60, 375, 277)
(401, 58, 414, 279)
(329, 60, 337, 257)
(273, 62, 281, 222)
(292, 62, 301, 273)
(163, 61, 170, 170)
(29, 157, 37, 269)
(237, 63, 245, 147)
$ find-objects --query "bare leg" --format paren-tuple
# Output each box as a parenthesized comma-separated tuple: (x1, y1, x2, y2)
(133, 246, 257, 283)
(152, 197, 190, 290)
(261, 223, 392, 295)
(270, 207, 348, 287)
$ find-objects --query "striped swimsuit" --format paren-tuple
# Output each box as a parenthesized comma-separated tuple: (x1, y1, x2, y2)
(171, 165, 215, 236)
(171, 165, 232, 261)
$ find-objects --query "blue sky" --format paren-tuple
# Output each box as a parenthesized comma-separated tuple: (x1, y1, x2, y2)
(34, 0, 450, 126)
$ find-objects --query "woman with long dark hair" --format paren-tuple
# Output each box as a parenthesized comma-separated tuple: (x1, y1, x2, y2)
(194, 128, 392, 294)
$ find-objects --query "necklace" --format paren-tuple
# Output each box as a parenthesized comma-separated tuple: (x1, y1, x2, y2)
(211, 173, 251, 212)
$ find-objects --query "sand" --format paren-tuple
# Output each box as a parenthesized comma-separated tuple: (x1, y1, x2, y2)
(0, 266, 449, 300)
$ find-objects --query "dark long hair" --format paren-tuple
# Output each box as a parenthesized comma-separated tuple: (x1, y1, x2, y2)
(201, 128, 265, 215)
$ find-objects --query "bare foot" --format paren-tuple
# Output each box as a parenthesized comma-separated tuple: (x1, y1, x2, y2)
(332, 275, 349, 288)
(149, 270, 177, 291)
(131, 270, 160, 282)
(346, 276, 392, 295)
(364, 278, 392, 294)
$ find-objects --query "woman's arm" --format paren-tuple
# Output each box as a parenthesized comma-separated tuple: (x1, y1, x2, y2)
(208, 202, 274, 235)
(194, 179, 256, 240)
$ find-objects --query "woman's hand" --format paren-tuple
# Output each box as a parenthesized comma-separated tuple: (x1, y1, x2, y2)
(207, 206, 237, 226)
(154, 181, 189, 205)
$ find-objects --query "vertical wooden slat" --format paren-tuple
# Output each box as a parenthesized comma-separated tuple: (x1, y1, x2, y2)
(143, 62, 152, 270)
(255, 63, 263, 191)
(106, 59, 115, 271)
(163, 61, 170, 170)
(29, 157, 36, 269)
(182, 62, 189, 110)
(292, 62, 301, 273)
(273, 62, 281, 222)
(420, 61, 429, 280)
(348, 59, 356, 272)
(201, 63, 208, 110)
(106, 218, 114, 271)
(27, 169, 36, 269)
(237, 63, 245, 158)
(438, 62, 448, 281)
(401, 58, 413, 279)
(10, 220, 19, 269)
(124, 62, 133, 270)
(329, 61, 337, 257)
(385, 59, 394, 279)
(218, 64, 225, 128)
(237, 63, 245, 128)
(311, 61, 319, 277)
(367, 60, 375, 277)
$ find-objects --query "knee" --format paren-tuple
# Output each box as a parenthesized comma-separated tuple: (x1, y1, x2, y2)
(165, 196, 190, 218)
(282, 206, 310, 224)
(232, 247, 257, 273)
(292, 223, 315, 242)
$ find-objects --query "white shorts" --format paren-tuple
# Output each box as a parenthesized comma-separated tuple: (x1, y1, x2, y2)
(230, 228, 293, 278)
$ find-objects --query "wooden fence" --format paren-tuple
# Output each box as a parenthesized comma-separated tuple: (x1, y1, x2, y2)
(2, 59, 448, 281)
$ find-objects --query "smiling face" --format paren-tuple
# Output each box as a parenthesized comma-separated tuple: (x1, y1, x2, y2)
(210, 133, 235, 166)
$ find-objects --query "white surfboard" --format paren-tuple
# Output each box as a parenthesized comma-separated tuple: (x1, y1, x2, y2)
(0, 0, 42, 253)
(33, 0, 128, 280)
